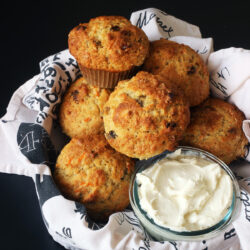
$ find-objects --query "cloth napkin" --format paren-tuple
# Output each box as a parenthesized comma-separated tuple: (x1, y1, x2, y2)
(208, 48, 250, 161)
(1, 7, 250, 250)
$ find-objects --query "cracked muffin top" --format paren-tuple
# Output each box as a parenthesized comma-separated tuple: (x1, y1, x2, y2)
(54, 134, 135, 221)
(103, 71, 190, 159)
(181, 98, 248, 164)
(59, 76, 110, 138)
(143, 39, 209, 107)
(68, 16, 149, 72)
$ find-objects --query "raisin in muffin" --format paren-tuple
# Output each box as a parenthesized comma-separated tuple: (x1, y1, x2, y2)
(143, 39, 209, 107)
(181, 98, 248, 164)
(59, 76, 110, 138)
(103, 71, 190, 160)
(68, 16, 149, 88)
(54, 134, 135, 221)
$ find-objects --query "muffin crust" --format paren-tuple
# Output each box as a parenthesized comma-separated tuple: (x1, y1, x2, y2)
(59, 77, 110, 138)
(181, 98, 248, 164)
(143, 39, 209, 107)
(103, 71, 190, 159)
(54, 134, 135, 221)
(68, 16, 149, 72)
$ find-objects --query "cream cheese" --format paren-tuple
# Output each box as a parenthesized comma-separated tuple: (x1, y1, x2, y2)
(136, 149, 233, 232)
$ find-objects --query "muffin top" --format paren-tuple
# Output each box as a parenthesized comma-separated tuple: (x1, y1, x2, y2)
(54, 134, 135, 221)
(103, 71, 190, 159)
(181, 98, 248, 164)
(143, 39, 209, 107)
(59, 76, 110, 138)
(68, 16, 149, 72)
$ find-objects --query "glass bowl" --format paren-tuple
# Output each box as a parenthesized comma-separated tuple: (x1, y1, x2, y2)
(129, 146, 241, 241)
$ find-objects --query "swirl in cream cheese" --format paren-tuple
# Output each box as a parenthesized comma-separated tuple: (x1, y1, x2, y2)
(136, 149, 233, 231)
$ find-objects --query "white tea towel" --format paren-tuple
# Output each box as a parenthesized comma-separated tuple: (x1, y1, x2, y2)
(208, 48, 250, 161)
(0, 7, 250, 250)
(130, 8, 202, 41)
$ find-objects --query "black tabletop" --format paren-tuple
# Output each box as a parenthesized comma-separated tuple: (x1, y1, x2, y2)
(1, 1, 250, 250)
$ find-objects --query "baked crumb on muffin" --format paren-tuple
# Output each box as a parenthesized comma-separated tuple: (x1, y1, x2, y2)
(59, 76, 110, 138)
(143, 39, 209, 107)
(181, 98, 248, 164)
(103, 71, 190, 160)
(54, 134, 135, 221)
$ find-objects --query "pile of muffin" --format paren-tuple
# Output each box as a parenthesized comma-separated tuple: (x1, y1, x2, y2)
(54, 16, 248, 221)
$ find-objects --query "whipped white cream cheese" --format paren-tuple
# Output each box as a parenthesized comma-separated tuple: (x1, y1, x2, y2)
(136, 149, 233, 231)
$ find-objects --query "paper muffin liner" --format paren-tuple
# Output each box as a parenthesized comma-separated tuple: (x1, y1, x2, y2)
(79, 65, 140, 88)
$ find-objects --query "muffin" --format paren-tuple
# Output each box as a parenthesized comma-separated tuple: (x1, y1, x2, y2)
(181, 98, 248, 164)
(59, 76, 110, 138)
(54, 134, 135, 221)
(103, 71, 190, 160)
(143, 39, 209, 107)
(68, 16, 149, 88)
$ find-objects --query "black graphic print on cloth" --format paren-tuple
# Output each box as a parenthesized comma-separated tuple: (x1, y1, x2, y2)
(115, 211, 153, 249)
(135, 10, 173, 38)
(74, 202, 104, 230)
(210, 67, 230, 98)
(243, 177, 250, 186)
(17, 123, 57, 169)
(169, 241, 179, 250)
(201, 240, 208, 250)
(62, 227, 72, 238)
(245, 142, 250, 159)
(35, 174, 61, 207)
(196, 47, 208, 55)
(224, 228, 236, 240)
(55, 228, 76, 247)
(23, 50, 81, 124)
(240, 189, 250, 222)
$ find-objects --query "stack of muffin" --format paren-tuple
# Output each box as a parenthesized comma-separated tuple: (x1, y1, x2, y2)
(54, 16, 248, 221)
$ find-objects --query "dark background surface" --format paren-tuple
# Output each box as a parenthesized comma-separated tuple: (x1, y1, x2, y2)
(0, 1, 250, 249)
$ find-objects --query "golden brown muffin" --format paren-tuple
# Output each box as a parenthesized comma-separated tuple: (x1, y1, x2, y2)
(143, 39, 209, 107)
(181, 98, 248, 164)
(68, 16, 149, 88)
(103, 71, 190, 160)
(54, 134, 135, 221)
(59, 76, 110, 138)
